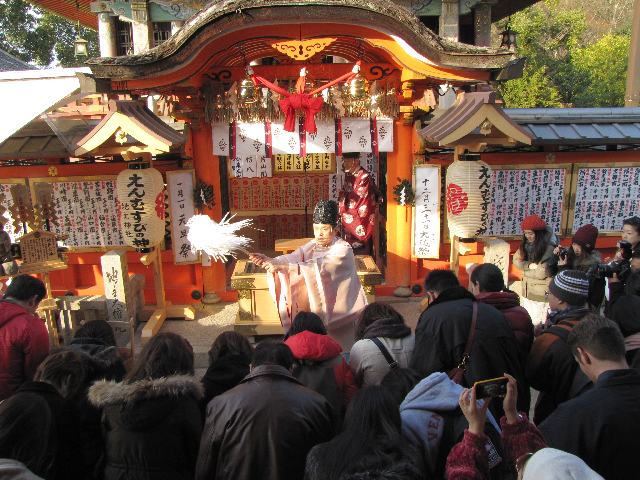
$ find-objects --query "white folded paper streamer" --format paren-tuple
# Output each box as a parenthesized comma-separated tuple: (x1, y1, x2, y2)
(186, 213, 253, 262)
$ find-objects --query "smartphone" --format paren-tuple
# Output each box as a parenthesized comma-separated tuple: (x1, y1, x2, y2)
(474, 376, 508, 398)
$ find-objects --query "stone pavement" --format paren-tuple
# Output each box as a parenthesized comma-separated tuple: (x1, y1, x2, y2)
(136, 297, 424, 376)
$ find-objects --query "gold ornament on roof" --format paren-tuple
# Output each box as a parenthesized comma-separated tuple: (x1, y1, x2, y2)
(114, 128, 128, 145)
(271, 38, 337, 61)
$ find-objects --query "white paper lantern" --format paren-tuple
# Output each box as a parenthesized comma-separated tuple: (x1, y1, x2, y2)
(445, 154, 492, 239)
(116, 164, 166, 251)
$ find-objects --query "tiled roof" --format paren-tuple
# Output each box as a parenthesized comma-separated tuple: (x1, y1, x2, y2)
(505, 108, 640, 145)
(0, 49, 36, 72)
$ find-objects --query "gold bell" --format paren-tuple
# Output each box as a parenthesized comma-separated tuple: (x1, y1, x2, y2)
(239, 78, 258, 103)
(349, 74, 368, 99)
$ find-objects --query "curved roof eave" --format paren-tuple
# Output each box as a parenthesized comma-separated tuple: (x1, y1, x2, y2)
(87, 0, 518, 80)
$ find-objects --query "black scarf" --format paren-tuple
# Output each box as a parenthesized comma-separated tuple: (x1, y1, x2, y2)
(428, 286, 476, 309)
(363, 316, 411, 339)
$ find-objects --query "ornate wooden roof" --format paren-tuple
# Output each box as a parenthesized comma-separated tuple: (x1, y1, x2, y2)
(87, 0, 522, 87)
(420, 88, 533, 147)
(75, 100, 184, 156)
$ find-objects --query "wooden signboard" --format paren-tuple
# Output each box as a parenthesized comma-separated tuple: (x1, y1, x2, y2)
(569, 164, 640, 234)
(166, 170, 199, 264)
(412, 164, 441, 258)
(30, 176, 126, 250)
(484, 165, 571, 237)
(18, 230, 66, 275)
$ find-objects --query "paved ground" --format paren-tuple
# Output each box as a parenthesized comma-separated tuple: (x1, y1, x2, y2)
(135, 296, 424, 375)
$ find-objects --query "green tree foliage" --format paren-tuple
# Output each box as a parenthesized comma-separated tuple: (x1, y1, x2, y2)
(571, 34, 631, 107)
(0, 0, 98, 67)
(497, 0, 631, 108)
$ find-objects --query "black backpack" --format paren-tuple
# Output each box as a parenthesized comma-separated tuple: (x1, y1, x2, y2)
(292, 357, 343, 418)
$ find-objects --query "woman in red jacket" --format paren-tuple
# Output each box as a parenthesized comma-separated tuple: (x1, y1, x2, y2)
(284, 311, 357, 418)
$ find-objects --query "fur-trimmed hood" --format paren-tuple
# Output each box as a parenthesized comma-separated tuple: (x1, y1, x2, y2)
(89, 375, 203, 406)
(88, 375, 203, 430)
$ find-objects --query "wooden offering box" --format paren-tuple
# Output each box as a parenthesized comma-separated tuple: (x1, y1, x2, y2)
(231, 260, 283, 336)
(231, 254, 383, 336)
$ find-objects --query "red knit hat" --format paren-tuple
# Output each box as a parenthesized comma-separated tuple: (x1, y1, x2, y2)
(572, 224, 598, 252)
(521, 215, 547, 231)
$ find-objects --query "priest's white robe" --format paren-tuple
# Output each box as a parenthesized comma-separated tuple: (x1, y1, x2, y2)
(268, 237, 367, 349)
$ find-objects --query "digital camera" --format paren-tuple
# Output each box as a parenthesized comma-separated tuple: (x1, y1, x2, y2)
(587, 240, 633, 282)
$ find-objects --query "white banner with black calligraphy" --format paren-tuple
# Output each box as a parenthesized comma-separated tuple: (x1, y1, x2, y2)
(271, 121, 300, 155)
(306, 121, 335, 154)
(212, 123, 230, 156)
(341, 118, 372, 153)
(376, 118, 394, 152)
(235, 122, 266, 157)
(166, 170, 199, 264)
(413, 165, 440, 258)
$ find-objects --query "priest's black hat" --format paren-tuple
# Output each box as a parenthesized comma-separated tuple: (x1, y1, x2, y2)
(313, 200, 339, 226)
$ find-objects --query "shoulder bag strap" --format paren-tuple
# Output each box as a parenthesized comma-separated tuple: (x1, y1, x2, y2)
(370, 337, 399, 369)
(458, 301, 479, 370)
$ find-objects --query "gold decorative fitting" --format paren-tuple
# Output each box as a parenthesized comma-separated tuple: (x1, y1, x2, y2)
(271, 38, 337, 61)
(231, 278, 256, 290)
(479, 120, 493, 135)
(239, 78, 258, 104)
(114, 128, 128, 145)
(237, 290, 252, 300)
(48, 167, 58, 177)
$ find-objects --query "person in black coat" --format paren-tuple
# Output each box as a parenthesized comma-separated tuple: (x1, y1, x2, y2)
(89, 332, 203, 480)
(410, 270, 529, 419)
(18, 349, 88, 480)
(201, 331, 253, 407)
(0, 391, 56, 479)
(196, 341, 334, 480)
(609, 270, 640, 369)
(539, 314, 640, 480)
(68, 320, 128, 479)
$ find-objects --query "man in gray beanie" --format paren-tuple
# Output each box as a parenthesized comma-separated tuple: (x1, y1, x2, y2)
(526, 270, 592, 423)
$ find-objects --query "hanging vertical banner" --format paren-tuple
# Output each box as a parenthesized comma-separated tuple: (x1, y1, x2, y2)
(257, 156, 272, 178)
(341, 118, 372, 153)
(306, 121, 336, 154)
(166, 170, 199, 264)
(359, 152, 378, 184)
(212, 123, 230, 156)
(271, 121, 300, 155)
(235, 122, 266, 157)
(329, 173, 344, 202)
(376, 118, 394, 152)
(231, 157, 243, 178)
(413, 165, 441, 258)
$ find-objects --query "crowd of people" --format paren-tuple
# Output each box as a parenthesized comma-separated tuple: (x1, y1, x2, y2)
(2, 216, 640, 480)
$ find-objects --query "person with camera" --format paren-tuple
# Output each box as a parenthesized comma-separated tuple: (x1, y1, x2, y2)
(608, 270, 640, 370)
(445, 373, 603, 480)
(526, 270, 592, 424)
(513, 215, 557, 325)
(550, 224, 605, 310)
(602, 217, 640, 310)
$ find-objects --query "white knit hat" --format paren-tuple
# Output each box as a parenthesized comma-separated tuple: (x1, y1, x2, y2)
(522, 448, 604, 480)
